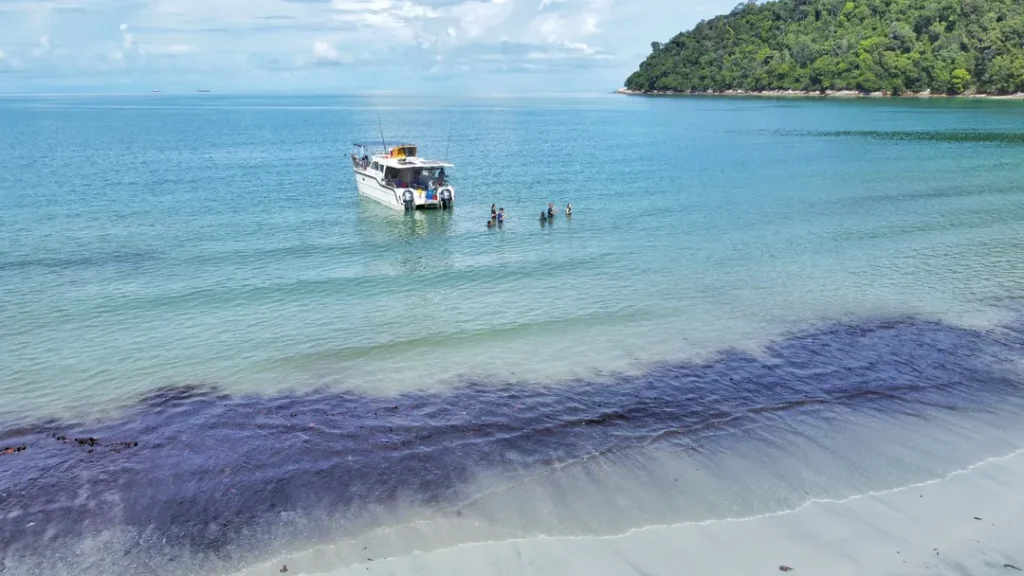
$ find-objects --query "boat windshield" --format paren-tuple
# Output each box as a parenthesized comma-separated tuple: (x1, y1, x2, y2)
(425, 167, 450, 185)
(351, 147, 371, 169)
(381, 166, 449, 189)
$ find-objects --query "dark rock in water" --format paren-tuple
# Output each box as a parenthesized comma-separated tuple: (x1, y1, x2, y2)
(779, 566, 793, 572)
(110, 440, 139, 452)
(974, 516, 982, 520)
(1, 445, 26, 455)
(279, 564, 287, 573)
(74, 437, 98, 447)
(1005, 564, 1022, 571)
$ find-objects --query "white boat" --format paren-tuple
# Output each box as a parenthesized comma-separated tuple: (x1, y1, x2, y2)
(350, 142, 455, 211)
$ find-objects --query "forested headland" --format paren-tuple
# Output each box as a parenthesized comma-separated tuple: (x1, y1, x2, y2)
(624, 0, 1024, 96)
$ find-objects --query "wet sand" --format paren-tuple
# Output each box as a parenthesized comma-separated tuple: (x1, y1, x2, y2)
(242, 450, 1024, 576)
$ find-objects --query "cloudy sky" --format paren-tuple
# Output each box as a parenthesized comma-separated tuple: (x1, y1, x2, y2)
(0, 0, 737, 93)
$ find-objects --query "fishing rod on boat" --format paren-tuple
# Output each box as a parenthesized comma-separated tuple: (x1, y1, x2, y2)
(377, 112, 387, 154)
(444, 125, 452, 162)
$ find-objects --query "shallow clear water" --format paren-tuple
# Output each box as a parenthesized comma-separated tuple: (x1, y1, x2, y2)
(5, 94, 1024, 419)
(3, 94, 1024, 575)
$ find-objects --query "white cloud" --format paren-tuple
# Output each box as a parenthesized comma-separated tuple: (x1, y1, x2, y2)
(144, 44, 199, 55)
(324, 0, 439, 42)
(0, 0, 744, 91)
(312, 40, 352, 64)
(529, 12, 564, 43)
(524, 41, 609, 61)
(562, 41, 596, 54)
(396, 1, 439, 19)
(0, 50, 24, 71)
(119, 23, 136, 50)
(331, 0, 393, 12)
(32, 34, 51, 57)
(457, 0, 514, 38)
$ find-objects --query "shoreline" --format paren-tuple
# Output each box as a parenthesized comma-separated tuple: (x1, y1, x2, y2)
(615, 87, 1024, 100)
(238, 448, 1024, 576)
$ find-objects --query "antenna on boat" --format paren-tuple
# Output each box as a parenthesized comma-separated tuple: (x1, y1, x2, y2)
(444, 125, 452, 161)
(376, 112, 387, 153)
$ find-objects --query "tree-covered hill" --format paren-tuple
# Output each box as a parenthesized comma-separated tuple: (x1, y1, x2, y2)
(624, 0, 1024, 95)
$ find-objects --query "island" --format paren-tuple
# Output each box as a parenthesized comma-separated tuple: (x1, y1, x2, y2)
(623, 0, 1024, 97)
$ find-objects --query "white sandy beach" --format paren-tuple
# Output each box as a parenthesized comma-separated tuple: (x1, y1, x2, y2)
(239, 446, 1024, 576)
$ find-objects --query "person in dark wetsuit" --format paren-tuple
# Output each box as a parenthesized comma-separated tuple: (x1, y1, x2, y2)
(547, 203, 555, 219)
(491, 204, 497, 221)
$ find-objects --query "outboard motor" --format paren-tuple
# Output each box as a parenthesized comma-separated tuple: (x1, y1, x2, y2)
(402, 189, 415, 212)
(439, 188, 453, 210)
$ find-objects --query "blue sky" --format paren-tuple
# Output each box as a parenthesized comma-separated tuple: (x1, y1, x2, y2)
(0, 0, 738, 93)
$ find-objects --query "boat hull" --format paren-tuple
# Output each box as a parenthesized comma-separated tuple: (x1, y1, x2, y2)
(354, 173, 403, 210)
(353, 171, 454, 211)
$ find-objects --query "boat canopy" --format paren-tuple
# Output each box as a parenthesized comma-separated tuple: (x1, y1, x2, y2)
(352, 140, 415, 148)
(352, 141, 453, 168)
(379, 156, 453, 169)
(353, 141, 417, 157)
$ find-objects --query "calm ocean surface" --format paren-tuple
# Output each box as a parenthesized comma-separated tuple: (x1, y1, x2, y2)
(3, 94, 1024, 575)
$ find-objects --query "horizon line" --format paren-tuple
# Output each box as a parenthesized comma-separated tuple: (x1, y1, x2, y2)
(0, 88, 624, 98)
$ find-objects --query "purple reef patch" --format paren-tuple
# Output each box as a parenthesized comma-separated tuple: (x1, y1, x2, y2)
(1, 317, 1023, 573)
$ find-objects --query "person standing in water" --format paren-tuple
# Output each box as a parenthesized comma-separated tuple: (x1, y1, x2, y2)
(565, 203, 572, 216)
(491, 204, 497, 221)
(497, 208, 505, 225)
(547, 203, 555, 219)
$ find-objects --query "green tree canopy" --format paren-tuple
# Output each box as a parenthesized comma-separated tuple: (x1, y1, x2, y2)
(625, 0, 1024, 95)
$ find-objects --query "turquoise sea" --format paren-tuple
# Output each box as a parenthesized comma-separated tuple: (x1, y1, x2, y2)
(3, 94, 1024, 575)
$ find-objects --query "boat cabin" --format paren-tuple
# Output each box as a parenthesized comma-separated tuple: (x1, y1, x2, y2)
(351, 142, 452, 191)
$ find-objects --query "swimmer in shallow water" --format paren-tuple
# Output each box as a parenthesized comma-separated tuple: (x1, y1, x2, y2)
(565, 203, 572, 216)
(540, 211, 548, 223)
(490, 204, 497, 220)
(497, 208, 505, 224)
(547, 203, 555, 219)
(487, 219, 494, 228)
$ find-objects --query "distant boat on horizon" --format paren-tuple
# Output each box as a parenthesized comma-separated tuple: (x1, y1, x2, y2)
(197, 89, 211, 93)
(153, 89, 160, 93)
